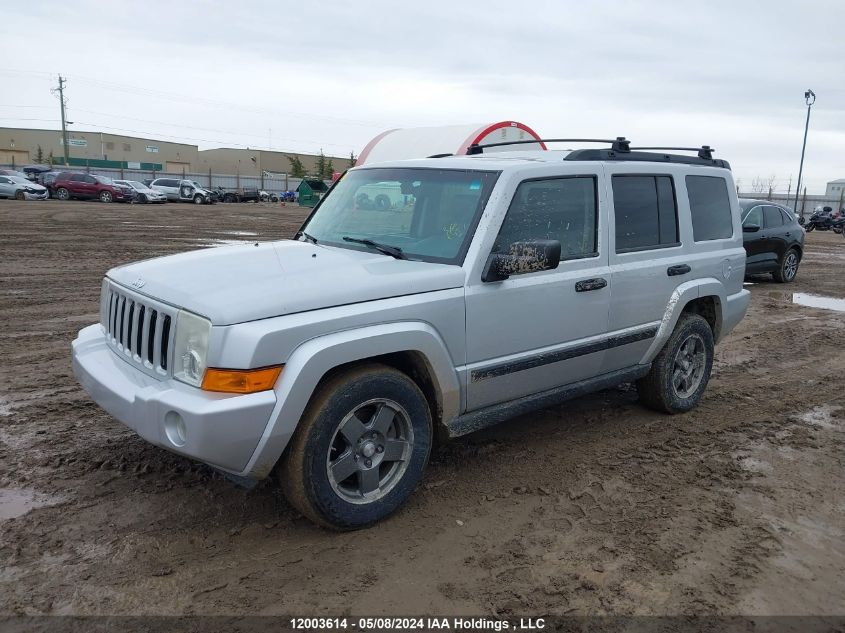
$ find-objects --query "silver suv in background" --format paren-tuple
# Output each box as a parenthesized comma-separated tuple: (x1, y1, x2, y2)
(72, 138, 750, 530)
(150, 178, 216, 204)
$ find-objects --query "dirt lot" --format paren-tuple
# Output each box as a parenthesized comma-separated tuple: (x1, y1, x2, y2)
(1, 199, 843, 617)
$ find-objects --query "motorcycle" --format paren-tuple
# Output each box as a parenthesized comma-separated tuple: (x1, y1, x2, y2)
(803, 207, 837, 232)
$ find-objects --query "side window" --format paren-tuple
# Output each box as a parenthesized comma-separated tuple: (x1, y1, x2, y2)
(70, 174, 86, 182)
(778, 208, 794, 224)
(84, 175, 97, 184)
(493, 176, 598, 261)
(612, 175, 678, 252)
(686, 175, 734, 241)
(743, 206, 764, 228)
(764, 206, 784, 228)
(0, 177, 9, 184)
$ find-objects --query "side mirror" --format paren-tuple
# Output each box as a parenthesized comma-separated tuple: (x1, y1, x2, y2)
(742, 224, 761, 233)
(482, 240, 561, 282)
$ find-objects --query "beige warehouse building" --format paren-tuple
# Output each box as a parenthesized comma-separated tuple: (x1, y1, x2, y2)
(197, 148, 352, 178)
(0, 127, 349, 176)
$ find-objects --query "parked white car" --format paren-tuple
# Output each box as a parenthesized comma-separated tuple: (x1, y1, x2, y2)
(114, 180, 167, 204)
(0, 175, 48, 200)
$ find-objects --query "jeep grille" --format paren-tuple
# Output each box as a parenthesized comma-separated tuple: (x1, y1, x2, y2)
(103, 282, 176, 378)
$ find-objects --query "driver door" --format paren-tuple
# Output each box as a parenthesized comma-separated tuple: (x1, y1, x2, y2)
(464, 172, 611, 410)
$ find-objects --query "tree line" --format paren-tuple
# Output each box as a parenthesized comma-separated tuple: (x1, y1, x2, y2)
(286, 150, 356, 180)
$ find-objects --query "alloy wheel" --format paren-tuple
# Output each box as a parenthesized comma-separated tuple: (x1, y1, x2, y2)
(783, 252, 798, 280)
(326, 398, 414, 504)
(672, 334, 706, 399)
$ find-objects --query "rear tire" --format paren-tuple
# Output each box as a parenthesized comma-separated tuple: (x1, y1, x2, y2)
(773, 248, 799, 283)
(637, 314, 714, 414)
(279, 363, 432, 530)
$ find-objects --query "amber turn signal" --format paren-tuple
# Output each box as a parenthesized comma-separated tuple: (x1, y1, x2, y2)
(201, 366, 282, 394)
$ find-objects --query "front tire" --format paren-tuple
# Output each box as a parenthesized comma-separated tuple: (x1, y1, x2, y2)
(279, 364, 432, 530)
(99, 190, 113, 203)
(773, 248, 800, 283)
(56, 187, 69, 201)
(637, 314, 714, 414)
(805, 224, 815, 232)
(15, 190, 25, 201)
(193, 194, 204, 205)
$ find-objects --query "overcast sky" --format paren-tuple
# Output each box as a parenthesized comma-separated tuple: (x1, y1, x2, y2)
(2, 0, 843, 193)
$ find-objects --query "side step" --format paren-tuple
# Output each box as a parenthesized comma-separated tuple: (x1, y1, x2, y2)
(447, 365, 651, 438)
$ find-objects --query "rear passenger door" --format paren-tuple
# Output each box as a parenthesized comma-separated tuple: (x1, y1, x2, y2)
(602, 169, 685, 373)
(762, 205, 788, 263)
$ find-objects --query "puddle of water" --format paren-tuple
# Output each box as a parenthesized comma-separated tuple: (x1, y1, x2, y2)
(0, 488, 62, 520)
(797, 405, 843, 430)
(0, 397, 10, 416)
(738, 456, 773, 473)
(792, 293, 845, 312)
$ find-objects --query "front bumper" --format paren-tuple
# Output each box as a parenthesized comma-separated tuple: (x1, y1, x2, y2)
(24, 190, 48, 200)
(71, 324, 276, 473)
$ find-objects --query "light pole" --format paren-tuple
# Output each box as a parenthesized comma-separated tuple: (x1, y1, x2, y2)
(793, 89, 815, 219)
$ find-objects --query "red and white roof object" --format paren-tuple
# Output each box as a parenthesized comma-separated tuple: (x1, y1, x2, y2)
(356, 121, 546, 166)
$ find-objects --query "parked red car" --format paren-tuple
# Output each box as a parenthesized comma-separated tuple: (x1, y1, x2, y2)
(53, 173, 134, 203)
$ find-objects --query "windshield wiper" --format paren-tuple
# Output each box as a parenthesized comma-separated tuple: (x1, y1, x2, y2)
(296, 231, 319, 245)
(342, 236, 406, 259)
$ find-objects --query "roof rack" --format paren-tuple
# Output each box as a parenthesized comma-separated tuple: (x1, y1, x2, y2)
(465, 137, 631, 155)
(630, 145, 715, 160)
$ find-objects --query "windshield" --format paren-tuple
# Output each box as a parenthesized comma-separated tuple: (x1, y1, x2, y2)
(128, 181, 147, 190)
(300, 167, 500, 264)
(10, 176, 32, 184)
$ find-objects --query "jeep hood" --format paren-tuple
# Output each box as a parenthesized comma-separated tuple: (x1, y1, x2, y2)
(107, 240, 464, 325)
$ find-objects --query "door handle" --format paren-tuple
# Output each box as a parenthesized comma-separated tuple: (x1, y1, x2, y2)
(575, 278, 607, 292)
(667, 264, 691, 276)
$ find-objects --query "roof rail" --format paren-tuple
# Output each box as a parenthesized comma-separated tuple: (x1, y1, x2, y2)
(465, 137, 631, 155)
(630, 145, 715, 160)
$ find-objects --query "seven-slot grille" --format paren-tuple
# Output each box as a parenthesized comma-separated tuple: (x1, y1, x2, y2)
(103, 283, 176, 378)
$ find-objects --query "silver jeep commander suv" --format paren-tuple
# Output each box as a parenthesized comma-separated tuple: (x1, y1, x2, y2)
(72, 137, 750, 529)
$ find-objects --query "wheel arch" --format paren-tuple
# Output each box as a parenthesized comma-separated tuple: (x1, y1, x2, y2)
(240, 322, 460, 479)
(640, 279, 727, 364)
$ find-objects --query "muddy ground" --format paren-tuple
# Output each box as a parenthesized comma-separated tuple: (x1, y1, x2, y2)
(0, 199, 843, 617)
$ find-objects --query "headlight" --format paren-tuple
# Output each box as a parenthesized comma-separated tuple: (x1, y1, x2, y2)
(100, 278, 110, 331)
(172, 310, 211, 387)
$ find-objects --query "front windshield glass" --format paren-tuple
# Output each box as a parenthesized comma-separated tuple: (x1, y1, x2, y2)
(128, 181, 147, 190)
(301, 167, 500, 264)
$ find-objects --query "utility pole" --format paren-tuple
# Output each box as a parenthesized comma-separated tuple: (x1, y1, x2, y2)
(52, 75, 70, 166)
(793, 89, 815, 220)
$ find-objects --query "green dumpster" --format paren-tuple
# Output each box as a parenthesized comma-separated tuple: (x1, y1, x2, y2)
(297, 178, 329, 208)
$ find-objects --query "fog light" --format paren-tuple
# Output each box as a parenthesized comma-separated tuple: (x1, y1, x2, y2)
(164, 411, 187, 447)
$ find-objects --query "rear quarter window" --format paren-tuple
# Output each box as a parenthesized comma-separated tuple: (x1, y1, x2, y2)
(686, 175, 734, 241)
